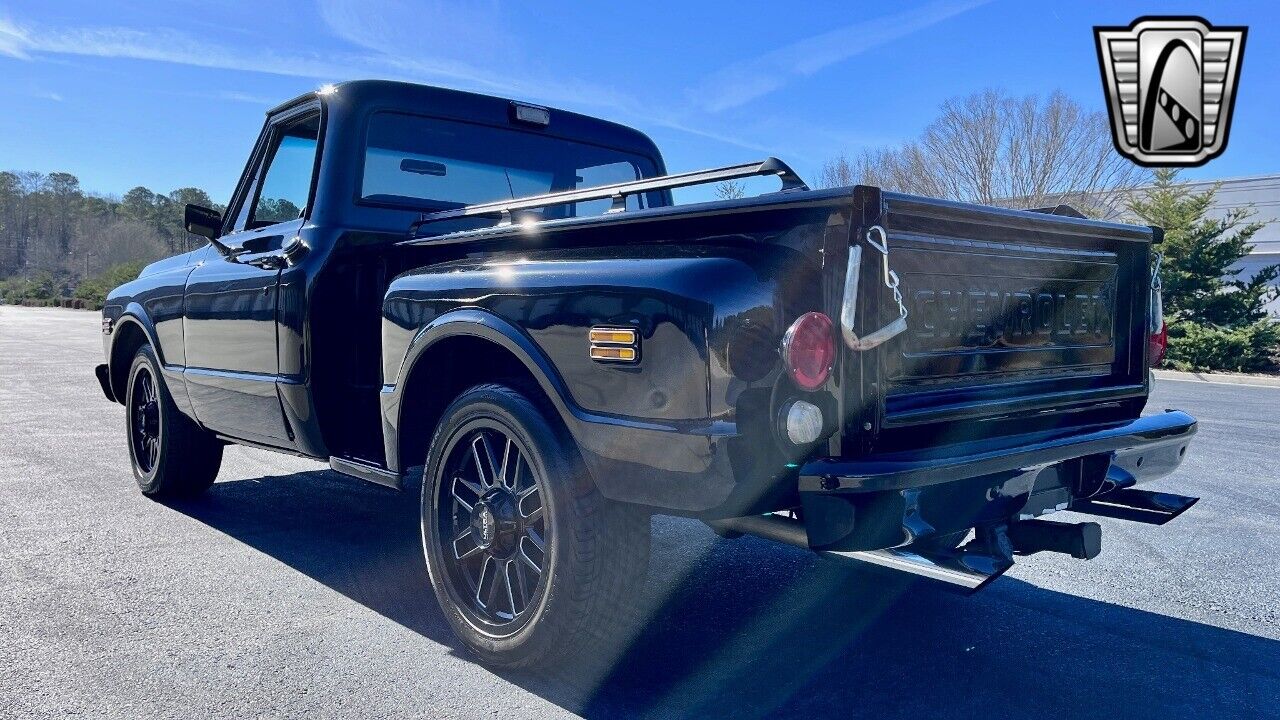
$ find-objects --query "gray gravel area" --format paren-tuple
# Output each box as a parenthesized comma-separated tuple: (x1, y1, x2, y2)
(1, 306, 1277, 719)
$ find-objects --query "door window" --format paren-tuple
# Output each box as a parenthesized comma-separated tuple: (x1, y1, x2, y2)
(248, 114, 320, 229)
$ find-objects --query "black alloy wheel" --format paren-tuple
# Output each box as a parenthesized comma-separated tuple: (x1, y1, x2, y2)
(130, 365, 162, 475)
(124, 344, 223, 499)
(421, 383, 650, 669)
(436, 423, 549, 632)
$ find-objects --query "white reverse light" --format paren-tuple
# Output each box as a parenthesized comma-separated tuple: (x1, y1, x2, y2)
(783, 399, 824, 445)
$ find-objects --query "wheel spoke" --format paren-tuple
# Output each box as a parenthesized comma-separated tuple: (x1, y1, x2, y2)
(475, 555, 495, 608)
(453, 528, 482, 560)
(471, 433, 498, 488)
(451, 476, 479, 511)
(519, 486, 542, 522)
(510, 558, 529, 610)
(498, 437, 513, 489)
(508, 442, 523, 490)
(484, 557, 504, 611)
(519, 536, 542, 574)
(503, 560, 518, 616)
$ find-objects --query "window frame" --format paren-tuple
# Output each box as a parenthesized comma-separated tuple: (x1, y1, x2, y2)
(222, 100, 325, 237)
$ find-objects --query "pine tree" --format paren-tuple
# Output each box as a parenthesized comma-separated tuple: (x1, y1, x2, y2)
(1127, 169, 1280, 371)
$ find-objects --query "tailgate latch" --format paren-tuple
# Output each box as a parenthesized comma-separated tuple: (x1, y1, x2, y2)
(842, 225, 909, 351)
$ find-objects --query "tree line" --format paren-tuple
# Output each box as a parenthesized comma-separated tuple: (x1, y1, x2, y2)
(6, 88, 1277, 370)
(0, 170, 222, 302)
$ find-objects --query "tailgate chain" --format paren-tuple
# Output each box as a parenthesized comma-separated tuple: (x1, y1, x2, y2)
(845, 225, 909, 351)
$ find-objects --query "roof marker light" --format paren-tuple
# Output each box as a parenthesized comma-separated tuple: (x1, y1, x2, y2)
(511, 102, 550, 126)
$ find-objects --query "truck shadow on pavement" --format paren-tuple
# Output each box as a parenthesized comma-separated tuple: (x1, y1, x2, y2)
(172, 470, 1280, 720)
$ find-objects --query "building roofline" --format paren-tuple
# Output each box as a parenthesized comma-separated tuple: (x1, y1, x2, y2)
(1134, 172, 1280, 190)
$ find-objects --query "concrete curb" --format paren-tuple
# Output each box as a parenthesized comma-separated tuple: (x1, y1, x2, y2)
(1154, 368, 1280, 388)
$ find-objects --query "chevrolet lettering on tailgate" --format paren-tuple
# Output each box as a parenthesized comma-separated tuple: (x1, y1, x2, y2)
(910, 279, 1116, 352)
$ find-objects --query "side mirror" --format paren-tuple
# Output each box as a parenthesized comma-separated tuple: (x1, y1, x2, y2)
(185, 204, 223, 241)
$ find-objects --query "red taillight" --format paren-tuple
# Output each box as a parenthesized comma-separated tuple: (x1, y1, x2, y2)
(1149, 320, 1168, 366)
(783, 312, 835, 390)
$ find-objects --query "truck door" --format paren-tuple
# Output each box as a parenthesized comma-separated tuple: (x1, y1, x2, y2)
(182, 107, 320, 445)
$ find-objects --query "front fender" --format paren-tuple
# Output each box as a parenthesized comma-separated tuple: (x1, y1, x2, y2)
(102, 303, 160, 397)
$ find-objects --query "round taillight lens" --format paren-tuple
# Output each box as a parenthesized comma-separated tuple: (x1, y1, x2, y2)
(782, 312, 835, 390)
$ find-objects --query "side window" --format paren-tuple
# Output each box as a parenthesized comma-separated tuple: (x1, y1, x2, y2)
(248, 114, 320, 229)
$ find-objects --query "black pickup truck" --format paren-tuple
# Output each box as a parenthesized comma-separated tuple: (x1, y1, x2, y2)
(95, 80, 1197, 667)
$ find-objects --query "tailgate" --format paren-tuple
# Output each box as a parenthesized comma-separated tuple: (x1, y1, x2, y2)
(840, 189, 1154, 445)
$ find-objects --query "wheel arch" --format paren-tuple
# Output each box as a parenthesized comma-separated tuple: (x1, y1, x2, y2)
(385, 309, 577, 475)
(107, 307, 161, 404)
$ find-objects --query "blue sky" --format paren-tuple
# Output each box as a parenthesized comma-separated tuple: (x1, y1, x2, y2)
(1, 0, 1277, 203)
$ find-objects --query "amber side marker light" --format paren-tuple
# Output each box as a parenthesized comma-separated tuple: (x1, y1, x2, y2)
(589, 326, 639, 362)
(589, 328, 637, 345)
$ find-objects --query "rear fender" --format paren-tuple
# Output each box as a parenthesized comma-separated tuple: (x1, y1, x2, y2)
(380, 308, 580, 472)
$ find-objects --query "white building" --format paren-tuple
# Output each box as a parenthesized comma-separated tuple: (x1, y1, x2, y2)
(1167, 175, 1278, 314)
(1170, 174, 1280, 316)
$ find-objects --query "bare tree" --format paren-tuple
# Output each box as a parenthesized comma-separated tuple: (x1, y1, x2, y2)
(817, 154, 855, 189)
(714, 180, 746, 200)
(85, 219, 169, 274)
(833, 90, 1147, 218)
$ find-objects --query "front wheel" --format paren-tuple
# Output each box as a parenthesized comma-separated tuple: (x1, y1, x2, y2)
(421, 383, 649, 669)
(125, 345, 223, 499)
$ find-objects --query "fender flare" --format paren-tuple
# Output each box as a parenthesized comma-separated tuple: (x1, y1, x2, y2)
(106, 303, 164, 398)
(383, 308, 581, 472)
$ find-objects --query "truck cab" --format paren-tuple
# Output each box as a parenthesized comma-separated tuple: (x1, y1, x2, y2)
(96, 80, 1197, 668)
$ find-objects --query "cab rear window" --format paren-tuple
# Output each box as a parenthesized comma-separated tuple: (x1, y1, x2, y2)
(360, 112, 660, 218)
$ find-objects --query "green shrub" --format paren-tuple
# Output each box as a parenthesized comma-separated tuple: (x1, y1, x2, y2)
(1165, 319, 1280, 373)
(0, 272, 57, 304)
(73, 261, 146, 310)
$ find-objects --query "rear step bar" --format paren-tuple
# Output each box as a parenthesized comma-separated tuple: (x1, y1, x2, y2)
(711, 514, 1105, 593)
(710, 514, 1009, 593)
(1072, 487, 1199, 525)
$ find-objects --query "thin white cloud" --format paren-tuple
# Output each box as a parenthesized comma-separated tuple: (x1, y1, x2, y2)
(214, 90, 276, 105)
(35, 90, 62, 101)
(315, 0, 646, 116)
(0, 16, 31, 58)
(689, 0, 990, 112)
(0, 15, 487, 88)
(0, 9, 801, 157)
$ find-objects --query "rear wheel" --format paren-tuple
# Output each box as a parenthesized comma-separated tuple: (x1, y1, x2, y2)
(421, 383, 649, 669)
(125, 345, 223, 499)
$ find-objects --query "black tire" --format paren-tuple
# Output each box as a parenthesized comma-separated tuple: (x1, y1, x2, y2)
(421, 383, 650, 669)
(125, 345, 223, 499)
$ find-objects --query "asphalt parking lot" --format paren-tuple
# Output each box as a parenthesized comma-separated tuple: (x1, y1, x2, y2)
(1, 305, 1278, 719)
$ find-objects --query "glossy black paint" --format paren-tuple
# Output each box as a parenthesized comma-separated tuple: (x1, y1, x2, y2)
(100, 80, 1195, 552)
(102, 80, 669, 464)
(381, 191, 846, 513)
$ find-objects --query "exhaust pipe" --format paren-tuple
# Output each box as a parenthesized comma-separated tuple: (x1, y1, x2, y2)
(709, 514, 1011, 593)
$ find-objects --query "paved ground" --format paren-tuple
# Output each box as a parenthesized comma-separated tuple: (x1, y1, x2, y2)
(1, 305, 1277, 719)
